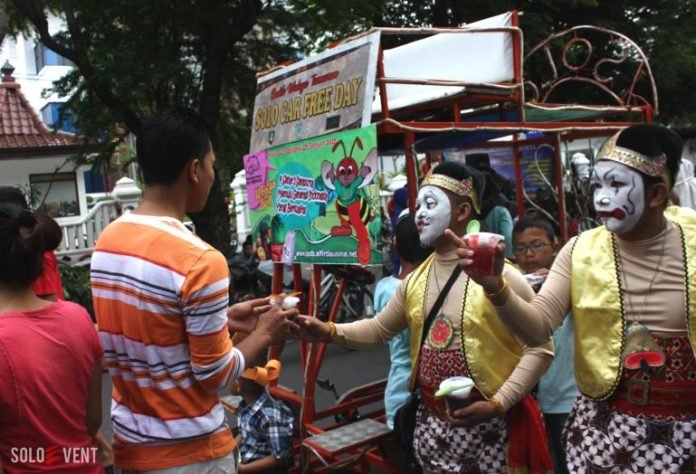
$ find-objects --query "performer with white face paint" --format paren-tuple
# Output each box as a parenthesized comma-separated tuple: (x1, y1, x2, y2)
(415, 184, 451, 246)
(453, 124, 696, 472)
(592, 160, 645, 234)
(295, 162, 554, 474)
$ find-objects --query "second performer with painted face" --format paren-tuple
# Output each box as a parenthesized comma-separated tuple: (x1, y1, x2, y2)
(295, 161, 554, 473)
(453, 124, 696, 472)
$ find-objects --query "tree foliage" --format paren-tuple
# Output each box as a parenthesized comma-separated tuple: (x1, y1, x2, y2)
(6, 0, 278, 255)
(5, 0, 695, 254)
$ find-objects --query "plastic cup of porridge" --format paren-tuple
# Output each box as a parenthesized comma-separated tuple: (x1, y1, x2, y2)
(281, 296, 300, 310)
(464, 232, 504, 277)
(269, 295, 300, 310)
(435, 376, 475, 412)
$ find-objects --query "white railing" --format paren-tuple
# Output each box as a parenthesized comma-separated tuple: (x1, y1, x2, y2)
(56, 200, 118, 260)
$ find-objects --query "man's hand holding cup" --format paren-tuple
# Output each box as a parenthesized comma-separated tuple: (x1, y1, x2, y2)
(253, 294, 301, 345)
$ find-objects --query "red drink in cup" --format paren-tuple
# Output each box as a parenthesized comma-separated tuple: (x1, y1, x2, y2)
(464, 232, 504, 277)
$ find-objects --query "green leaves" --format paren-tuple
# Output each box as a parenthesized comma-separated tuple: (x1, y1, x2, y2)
(59, 262, 94, 319)
(6, 0, 696, 253)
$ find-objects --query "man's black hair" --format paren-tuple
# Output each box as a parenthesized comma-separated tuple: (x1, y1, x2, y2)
(614, 124, 683, 188)
(512, 215, 556, 243)
(431, 161, 485, 195)
(394, 212, 433, 264)
(136, 107, 212, 186)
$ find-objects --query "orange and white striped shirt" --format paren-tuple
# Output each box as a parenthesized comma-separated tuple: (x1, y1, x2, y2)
(91, 213, 242, 470)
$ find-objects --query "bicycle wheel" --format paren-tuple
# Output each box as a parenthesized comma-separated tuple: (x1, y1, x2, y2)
(341, 284, 375, 322)
(317, 281, 336, 322)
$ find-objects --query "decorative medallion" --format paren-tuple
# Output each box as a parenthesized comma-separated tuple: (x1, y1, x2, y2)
(622, 321, 666, 370)
(428, 314, 454, 349)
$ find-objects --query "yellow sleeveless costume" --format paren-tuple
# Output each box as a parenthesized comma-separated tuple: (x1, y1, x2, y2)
(403, 253, 523, 397)
(570, 206, 696, 400)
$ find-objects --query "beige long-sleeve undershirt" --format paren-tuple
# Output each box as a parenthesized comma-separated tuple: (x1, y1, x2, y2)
(334, 250, 554, 411)
(495, 220, 687, 347)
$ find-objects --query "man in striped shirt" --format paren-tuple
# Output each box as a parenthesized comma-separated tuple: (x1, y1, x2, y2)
(91, 108, 298, 473)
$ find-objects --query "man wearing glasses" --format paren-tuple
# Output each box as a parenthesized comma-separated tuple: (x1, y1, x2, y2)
(512, 215, 577, 474)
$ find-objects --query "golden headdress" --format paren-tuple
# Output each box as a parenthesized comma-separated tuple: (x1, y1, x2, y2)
(421, 170, 480, 213)
(597, 132, 669, 185)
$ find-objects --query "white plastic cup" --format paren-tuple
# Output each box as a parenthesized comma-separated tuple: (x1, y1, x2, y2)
(438, 376, 475, 411)
(281, 296, 300, 310)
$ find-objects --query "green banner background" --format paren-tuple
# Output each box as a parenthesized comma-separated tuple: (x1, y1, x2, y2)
(245, 125, 382, 265)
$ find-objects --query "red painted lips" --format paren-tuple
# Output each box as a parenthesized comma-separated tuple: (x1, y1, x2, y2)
(596, 208, 626, 220)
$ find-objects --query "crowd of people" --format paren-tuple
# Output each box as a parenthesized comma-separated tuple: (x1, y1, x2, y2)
(1, 106, 695, 474)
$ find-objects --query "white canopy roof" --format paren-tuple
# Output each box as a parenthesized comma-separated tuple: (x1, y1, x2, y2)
(372, 12, 515, 114)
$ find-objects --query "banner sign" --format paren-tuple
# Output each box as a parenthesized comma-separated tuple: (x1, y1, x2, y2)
(245, 125, 382, 265)
(249, 31, 380, 153)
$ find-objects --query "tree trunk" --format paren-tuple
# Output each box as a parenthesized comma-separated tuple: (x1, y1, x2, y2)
(189, 168, 233, 258)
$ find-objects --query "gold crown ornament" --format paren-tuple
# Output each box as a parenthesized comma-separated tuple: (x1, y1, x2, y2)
(422, 171, 480, 213)
(597, 133, 669, 185)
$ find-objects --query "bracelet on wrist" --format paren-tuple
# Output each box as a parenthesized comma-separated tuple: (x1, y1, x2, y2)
(327, 321, 337, 339)
(488, 396, 506, 417)
(484, 277, 508, 299)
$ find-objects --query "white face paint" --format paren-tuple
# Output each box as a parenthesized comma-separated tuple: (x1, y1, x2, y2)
(415, 185, 451, 246)
(591, 161, 645, 234)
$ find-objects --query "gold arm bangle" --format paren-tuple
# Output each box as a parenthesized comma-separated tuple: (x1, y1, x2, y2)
(489, 396, 506, 417)
(484, 277, 508, 299)
(327, 321, 337, 339)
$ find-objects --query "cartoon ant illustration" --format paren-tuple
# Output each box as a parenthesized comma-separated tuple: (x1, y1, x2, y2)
(321, 137, 377, 264)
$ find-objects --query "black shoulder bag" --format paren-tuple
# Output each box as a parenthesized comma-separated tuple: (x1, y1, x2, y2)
(393, 265, 462, 473)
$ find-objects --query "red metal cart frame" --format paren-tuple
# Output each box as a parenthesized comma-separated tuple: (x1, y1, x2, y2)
(260, 12, 657, 472)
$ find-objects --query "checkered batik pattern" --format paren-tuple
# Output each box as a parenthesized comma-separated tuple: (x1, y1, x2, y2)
(565, 335, 696, 473)
(413, 403, 507, 474)
(565, 395, 696, 473)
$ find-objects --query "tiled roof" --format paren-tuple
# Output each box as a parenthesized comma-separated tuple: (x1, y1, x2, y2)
(0, 67, 81, 150)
